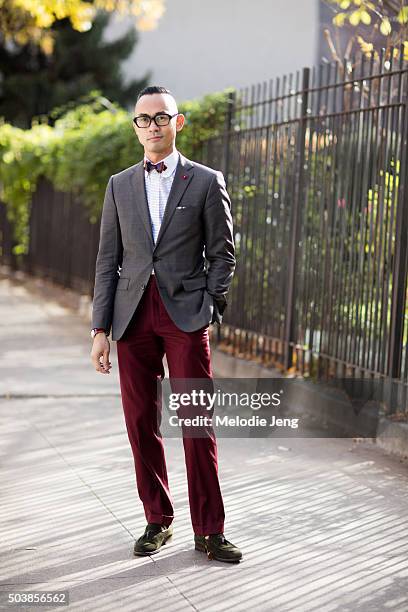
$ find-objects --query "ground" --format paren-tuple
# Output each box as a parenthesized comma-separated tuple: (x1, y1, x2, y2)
(1, 276, 408, 612)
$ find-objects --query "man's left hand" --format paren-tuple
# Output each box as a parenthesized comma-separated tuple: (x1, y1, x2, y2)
(211, 295, 227, 325)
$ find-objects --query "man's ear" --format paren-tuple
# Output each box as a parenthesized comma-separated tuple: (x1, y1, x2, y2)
(176, 113, 185, 132)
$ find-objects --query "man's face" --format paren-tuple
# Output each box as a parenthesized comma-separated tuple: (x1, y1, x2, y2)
(133, 93, 185, 158)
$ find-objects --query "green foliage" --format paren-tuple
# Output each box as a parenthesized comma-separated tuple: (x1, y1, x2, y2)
(43, 95, 140, 220)
(0, 121, 57, 253)
(0, 90, 230, 253)
(0, 12, 147, 128)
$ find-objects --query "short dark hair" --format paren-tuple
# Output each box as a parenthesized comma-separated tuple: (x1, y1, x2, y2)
(136, 86, 173, 101)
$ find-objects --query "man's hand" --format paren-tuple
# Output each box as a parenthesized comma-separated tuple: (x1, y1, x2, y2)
(91, 334, 112, 374)
(210, 295, 228, 325)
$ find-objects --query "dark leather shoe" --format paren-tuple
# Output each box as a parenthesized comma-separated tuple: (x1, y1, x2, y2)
(194, 533, 242, 562)
(134, 523, 173, 556)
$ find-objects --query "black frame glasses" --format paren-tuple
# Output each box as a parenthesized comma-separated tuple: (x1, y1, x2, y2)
(133, 112, 179, 128)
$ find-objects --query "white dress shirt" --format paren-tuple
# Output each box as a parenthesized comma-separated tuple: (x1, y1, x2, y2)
(144, 150, 179, 268)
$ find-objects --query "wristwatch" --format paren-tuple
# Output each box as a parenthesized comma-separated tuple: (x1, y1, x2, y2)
(91, 328, 107, 339)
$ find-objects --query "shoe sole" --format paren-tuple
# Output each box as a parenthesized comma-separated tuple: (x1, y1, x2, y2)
(133, 532, 173, 556)
(194, 541, 242, 563)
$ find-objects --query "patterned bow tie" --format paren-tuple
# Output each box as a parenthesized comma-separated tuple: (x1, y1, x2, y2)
(144, 160, 167, 173)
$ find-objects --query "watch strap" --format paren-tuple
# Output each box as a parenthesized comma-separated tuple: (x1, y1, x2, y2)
(91, 328, 106, 338)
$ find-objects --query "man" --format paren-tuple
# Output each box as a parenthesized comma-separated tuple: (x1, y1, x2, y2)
(90, 86, 241, 563)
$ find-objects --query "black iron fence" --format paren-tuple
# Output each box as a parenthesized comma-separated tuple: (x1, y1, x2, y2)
(1, 46, 407, 413)
(198, 46, 408, 415)
(0, 179, 101, 295)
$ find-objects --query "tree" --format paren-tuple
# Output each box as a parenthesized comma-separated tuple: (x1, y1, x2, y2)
(324, 0, 408, 61)
(0, 11, 149, 127)
(0, 0, 165, 52)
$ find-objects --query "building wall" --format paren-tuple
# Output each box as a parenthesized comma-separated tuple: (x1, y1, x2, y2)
(105, 0, 319, 105)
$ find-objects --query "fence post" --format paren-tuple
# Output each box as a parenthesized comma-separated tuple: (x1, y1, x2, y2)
(283, 67, 310, 371)
(222, 90, 235, 179)
(387, 91, 408, 394)
(217, 91, 235, 344)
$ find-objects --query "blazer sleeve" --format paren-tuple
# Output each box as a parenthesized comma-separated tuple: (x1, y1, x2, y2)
(91, 176, 123, 334)
(203, 171, 236, 321)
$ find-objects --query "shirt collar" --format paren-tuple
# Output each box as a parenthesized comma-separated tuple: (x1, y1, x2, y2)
(144, 149, 179, 177)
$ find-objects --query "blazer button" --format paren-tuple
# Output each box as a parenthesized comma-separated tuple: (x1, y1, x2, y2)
(153, 255, 160, 262)
(141, 284, 146, 290)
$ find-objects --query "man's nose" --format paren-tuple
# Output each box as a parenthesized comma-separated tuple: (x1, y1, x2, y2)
(148, 121, 160, 133)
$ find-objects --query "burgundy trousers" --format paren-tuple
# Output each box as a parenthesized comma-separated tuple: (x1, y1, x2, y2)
(116, 275, 225, 536)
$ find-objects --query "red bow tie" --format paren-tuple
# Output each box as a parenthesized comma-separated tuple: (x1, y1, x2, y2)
(144, 160, 167, 173)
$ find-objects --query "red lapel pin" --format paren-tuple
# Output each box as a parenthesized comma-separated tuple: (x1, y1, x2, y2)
(182, 174, 188, 180)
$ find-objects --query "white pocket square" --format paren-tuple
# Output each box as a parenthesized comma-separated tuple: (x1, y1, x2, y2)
(176, 205, 187, 210)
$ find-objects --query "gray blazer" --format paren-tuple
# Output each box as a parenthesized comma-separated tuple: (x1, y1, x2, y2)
(91, 152, 236, 341)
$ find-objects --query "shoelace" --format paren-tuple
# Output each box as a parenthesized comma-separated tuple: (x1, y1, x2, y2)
(144, 525, 163, 539)
(207, 533, 228, 545)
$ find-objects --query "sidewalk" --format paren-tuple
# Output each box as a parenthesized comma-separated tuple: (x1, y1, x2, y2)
(1, 276, 408, 612)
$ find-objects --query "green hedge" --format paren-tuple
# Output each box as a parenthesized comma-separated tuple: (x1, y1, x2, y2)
(0, 90, 232, 254)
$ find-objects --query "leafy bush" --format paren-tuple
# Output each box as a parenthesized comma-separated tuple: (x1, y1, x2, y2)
(0, 90, 232, 253)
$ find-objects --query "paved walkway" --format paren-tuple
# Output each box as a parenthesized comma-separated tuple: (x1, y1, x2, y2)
(1, 276, 408, 612)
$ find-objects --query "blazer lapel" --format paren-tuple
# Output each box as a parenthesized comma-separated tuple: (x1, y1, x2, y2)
(129, 161, 154, 249)
(153, 154, 194, 250)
